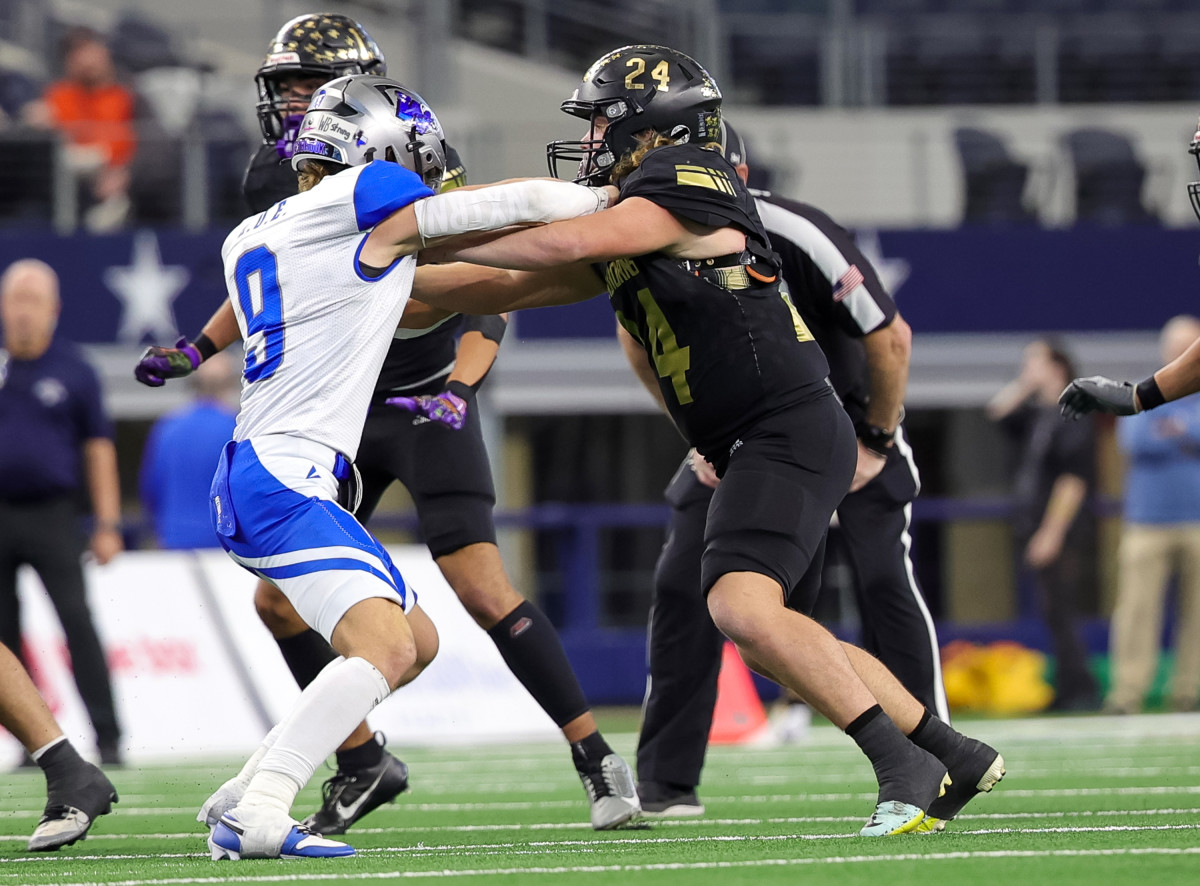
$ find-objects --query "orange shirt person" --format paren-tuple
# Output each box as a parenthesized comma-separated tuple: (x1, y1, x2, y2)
(43, 34, 135, 169)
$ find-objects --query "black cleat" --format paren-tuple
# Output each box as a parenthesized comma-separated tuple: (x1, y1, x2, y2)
(916, 737, 1006, 833)
(637, 781, 705, 818)
(28, 763, 118, 851)
(301, 751, 409, 835)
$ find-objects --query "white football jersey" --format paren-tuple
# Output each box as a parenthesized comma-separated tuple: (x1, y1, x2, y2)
(221, 161, 435, 459)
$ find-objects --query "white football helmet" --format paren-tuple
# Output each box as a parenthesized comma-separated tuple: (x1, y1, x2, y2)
(290, 74, 446, 190)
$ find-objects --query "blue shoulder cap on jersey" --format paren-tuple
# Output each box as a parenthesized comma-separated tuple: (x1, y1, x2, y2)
(353, 161, 436, 231)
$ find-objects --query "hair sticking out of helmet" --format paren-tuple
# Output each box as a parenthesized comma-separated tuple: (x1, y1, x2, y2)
(546, 44, 723, 185)
(255, 13, 387, 158)
(290, 74, 447, 191)
(1188, 117, 1200, 223)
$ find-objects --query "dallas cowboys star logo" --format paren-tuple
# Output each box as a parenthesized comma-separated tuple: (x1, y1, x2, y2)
(103, 231, 190, 343)
(854, 231, 911, 300)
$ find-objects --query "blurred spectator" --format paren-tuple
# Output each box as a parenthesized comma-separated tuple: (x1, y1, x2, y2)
(27, 30, 135, 232)
(989, 339, 1100, 712)
(139, 352, 239, 549)
(0, 259, 124, 764)
(1107, 315, 1200, 714)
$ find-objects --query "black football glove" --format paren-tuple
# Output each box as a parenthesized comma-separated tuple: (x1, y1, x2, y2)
(1058, 375, 1138, 420)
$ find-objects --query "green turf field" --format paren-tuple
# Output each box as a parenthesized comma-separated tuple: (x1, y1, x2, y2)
(2, 712, 1198, 885)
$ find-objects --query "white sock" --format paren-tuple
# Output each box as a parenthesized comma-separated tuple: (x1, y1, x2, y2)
(240, 657, 391, 815)
(30, 735, 68, 761)
(233, 723, 282, 787)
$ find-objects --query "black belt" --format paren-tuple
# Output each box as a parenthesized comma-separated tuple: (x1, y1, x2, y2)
(677, 250, 778, 291)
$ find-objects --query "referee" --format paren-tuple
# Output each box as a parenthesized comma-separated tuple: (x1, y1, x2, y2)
(0, 259, 124, 765)
(628, 125, 948, 817)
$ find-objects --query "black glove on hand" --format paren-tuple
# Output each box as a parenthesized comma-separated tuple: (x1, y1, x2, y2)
(1058, 375, 1138, 420)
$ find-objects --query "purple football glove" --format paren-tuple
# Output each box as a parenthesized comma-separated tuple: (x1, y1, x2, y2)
(134, 337, 202, 387)
(385, 389, 469, 430)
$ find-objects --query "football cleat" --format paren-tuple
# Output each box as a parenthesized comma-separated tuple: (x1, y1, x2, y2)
(915, 743, 1006, 834)
(859, 800, 928, 837)
(637, 781, 705, 818)
(578, 752, 641, 830)
(197, 775, 246, 829)
(302, 750, 410, 836)
(27, 764, 118, 852)
(208, 811, 354, 860)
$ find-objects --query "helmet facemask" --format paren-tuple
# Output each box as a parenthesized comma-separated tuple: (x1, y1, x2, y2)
(1189, 121, 1200, 222)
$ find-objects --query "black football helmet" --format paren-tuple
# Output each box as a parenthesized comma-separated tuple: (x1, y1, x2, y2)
(1188, 118, 1200, 222)
(547, 44, 723, 185)
(255, 13, 386, 155)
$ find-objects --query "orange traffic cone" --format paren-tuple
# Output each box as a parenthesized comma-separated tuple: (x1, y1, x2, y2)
(709, 641, 770, 745)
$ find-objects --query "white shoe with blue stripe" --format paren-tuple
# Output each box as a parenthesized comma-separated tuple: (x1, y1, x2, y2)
(208, 812, 354, 859)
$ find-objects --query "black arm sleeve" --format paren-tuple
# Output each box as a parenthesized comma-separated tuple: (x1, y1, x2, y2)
(461, 313, 507, 345)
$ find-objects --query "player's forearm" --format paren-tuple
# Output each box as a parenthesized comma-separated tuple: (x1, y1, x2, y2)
(617, 323, 669, 414)
(83, 438, 122, 531)
(413, 262, 600, 314)
(862, 315, 911, 430)
(415, 180, 612, 247)
(1037, 474, 1087, 538)
(448, 331, 501, 389)
(198, 299, 242, 354)
(1148, 337, 1200, 405)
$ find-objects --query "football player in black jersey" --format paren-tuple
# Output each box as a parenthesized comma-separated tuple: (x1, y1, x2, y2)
(626, 123, 949, 818)
(135, 14, 639, 835)
(414, 44, 1004, 837)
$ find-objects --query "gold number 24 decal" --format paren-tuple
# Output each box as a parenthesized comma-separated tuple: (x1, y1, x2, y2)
(637, 288, 693, 404)
(625, 58, 670, 92)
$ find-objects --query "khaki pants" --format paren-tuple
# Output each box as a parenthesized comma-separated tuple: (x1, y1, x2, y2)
(1108, 523, 1200, 710)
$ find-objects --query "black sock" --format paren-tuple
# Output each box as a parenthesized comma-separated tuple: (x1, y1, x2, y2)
(38, 739, 86, 800)
(487, 600, 589, 728)
(907, 709, 964, 763)
(846, 707, 928, 802)
(276, 629, 339, 689)
(336, 734, 384, 773)
(570, 731, 613, 771)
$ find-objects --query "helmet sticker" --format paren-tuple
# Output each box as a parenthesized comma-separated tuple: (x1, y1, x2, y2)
(396, 93, 436, 134)
(293, 137, 344, 164)
(266, 51, 301, 66)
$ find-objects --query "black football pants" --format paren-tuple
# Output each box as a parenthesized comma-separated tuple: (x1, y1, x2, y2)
(637, 433, 946, 790)
(0, 498, 121, 747)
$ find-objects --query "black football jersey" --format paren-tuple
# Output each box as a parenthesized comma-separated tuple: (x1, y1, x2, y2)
(607, 143, 831, 456)
(753, 192, 898, 427)
(240, 142, 471, 396)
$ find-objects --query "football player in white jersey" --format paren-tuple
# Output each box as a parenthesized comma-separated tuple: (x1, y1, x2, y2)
(184, 74, 614, 860)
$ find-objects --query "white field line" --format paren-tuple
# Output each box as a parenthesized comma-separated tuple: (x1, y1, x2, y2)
(4, 805, 1200, 844)
(5, 781, 1200, 822)
(3, 821, 1198, 860)
(16, 846, 1200, 886)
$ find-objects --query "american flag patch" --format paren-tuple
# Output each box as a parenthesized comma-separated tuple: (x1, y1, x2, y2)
(832, 265, 864, 302)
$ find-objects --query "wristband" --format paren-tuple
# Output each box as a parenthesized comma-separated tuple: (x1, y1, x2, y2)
(858, 424, 895, 457)
(192, 333, 218, 362)
(1135, 375, 1166, 411)
(445, 379, 476, 401)
(95, 520, 122, 533)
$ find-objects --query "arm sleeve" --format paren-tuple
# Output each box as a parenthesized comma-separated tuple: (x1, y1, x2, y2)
(414, 179, 610, 243)
(460, 313, 508, 345)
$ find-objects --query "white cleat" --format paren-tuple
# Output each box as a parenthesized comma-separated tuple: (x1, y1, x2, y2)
(579, 753, 642, 830)
(208, 810, 354, 860)
(859, 800, 927, 837)
(197, 776, 246, 829)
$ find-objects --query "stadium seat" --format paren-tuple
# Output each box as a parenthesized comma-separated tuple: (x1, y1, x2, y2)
(1062, 127, 1157, 225)
(952, 127, 1037, 224)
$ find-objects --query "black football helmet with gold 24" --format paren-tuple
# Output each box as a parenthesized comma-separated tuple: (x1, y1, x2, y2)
(255, 13, 387, 152)
(547, 44, 723, 185)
